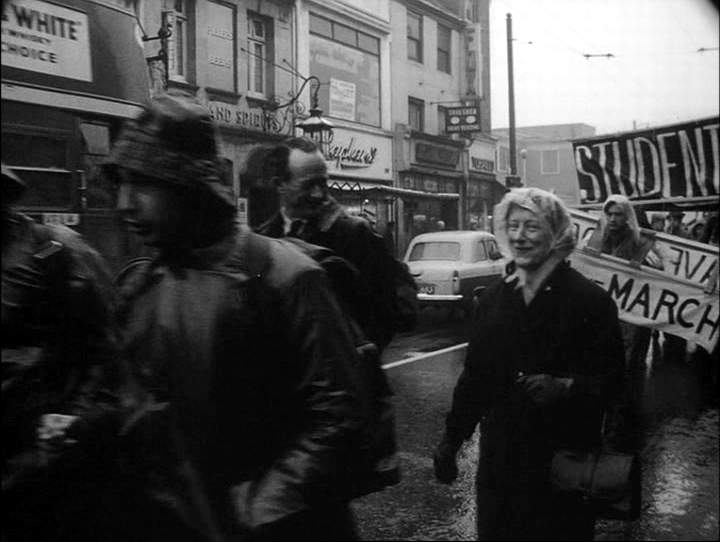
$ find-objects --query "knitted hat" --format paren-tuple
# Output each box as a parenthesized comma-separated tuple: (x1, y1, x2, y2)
(104, 90, 234, 209)
(2, 163, 26, 202)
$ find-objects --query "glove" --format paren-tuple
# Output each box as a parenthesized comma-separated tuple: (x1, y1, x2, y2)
(516, 373, 572, 406)
(433, 437, 459, 484)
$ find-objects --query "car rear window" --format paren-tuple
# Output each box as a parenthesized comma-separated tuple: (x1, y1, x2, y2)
(409, 242, 461, 261)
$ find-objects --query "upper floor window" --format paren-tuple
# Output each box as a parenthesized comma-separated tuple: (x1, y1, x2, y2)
(408, 97, 424, 132)
(407, 11, 423, 62)
(309, 13, 381, 126)
(497, 146, 510, 172)
(247, 12, 273, 98)
(163, 0, 190, 81)
(437, 24, 451, 73)
(541, 150, 560, 174)
(437, 105, 447, 135)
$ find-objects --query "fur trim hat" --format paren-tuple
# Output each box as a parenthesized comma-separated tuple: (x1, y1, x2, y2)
(104, 90, 234, 209)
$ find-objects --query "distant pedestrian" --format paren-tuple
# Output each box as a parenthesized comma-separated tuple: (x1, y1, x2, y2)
(2, 164, 122, 541)
(665, 210, 688, 238)
(105, 91, 364, 541)
(433, 187, 624, 540)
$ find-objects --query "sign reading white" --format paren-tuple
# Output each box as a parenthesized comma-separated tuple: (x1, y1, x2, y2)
(329, 78, 356, 121)
(1, 0, 92, 82)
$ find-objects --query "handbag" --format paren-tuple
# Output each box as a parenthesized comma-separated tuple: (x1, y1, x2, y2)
(549, 415, 641, 521)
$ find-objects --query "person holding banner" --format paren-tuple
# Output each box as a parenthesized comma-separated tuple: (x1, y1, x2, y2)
(433, 187, 624, 540)
(591, 194, 664, 452)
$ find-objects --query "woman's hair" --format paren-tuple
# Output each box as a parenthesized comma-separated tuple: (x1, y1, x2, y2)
(493, 187, 576, 260)
(598, 194, 642, 246)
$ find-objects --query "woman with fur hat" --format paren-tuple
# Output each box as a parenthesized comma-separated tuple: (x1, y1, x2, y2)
(433, 187, 624, 540)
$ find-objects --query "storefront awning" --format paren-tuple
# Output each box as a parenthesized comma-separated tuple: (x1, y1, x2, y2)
(328, 179, 459, 200)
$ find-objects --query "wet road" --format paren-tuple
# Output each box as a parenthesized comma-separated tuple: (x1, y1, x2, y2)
(352, 309, 719, 540)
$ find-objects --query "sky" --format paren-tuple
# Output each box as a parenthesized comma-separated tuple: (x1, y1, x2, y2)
(488, 0, 720, 135)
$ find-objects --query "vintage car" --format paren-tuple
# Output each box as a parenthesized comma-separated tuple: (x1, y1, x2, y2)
(403, 230, 507, 313)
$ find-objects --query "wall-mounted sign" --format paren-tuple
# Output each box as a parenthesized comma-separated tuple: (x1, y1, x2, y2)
(207, 100, 282, 133)
(2, 0, 92, 82)
(445, 105, 480, 134)
(415, 142, 460, 167)
(329, 78, 356, 121)
(325, 127, 392, 180)
(470, 157, 495, 173)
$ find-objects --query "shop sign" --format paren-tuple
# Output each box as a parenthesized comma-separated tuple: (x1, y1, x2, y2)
(402, 173, 459, 194)
(326, 127, 392, 180)
(470, 157, 495, 173)
(42, 212, 79, 226)
(415, 142, 460, 167)
(445, 105, 480, 134)
(2, 0, 92, 82)
(329, 78, 355, 121)
(206, 100, 281, 133)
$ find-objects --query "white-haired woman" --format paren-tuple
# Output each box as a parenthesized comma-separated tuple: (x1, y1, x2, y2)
(433, 188, 624, 540)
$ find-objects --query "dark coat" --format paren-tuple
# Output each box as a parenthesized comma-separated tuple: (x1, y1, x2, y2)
(258, 200, 397, 351)
(445, 261, 624, 540)
(114, 229, 362, 540)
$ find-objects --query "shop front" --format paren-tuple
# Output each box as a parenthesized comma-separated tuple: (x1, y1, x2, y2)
(1, 0, 151, 272)
(325, 126, 394, 234)
(467, 137, 506, 232)
(392, 134, 464, 256)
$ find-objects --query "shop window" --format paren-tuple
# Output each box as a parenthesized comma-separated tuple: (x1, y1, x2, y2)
(409, 97, 424, 132)
(1, 131, 75, 210)
(247, 12, 273, 99)
(437, 24, 451, 73)
(541, 149, 559, 174)
(407, 11, 423, 62)
(80, 122, 114, 209)
(163, 0, 191, 81)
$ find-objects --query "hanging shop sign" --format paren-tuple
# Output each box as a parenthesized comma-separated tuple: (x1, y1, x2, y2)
(2, 0, 92, 82)
(570, 249, 718, 352)
(572, 117, 719, 203)
(325, 127, 392, 180)
(445, 104, 480, 134)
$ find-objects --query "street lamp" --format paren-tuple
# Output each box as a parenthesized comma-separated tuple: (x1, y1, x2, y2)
(268, 75, 334, 155)
(295, 76, 334, 155)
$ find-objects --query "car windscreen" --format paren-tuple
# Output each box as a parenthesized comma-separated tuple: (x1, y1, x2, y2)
(409, 241, 461, 261)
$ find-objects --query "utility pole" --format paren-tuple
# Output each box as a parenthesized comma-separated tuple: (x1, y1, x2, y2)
(506, 13, 520, 187)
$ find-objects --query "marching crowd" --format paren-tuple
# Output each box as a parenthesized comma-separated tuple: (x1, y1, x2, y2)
(2, 91, 714, 541)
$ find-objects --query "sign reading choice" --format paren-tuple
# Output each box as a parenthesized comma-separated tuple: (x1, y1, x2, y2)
(1, 0, 92, 82)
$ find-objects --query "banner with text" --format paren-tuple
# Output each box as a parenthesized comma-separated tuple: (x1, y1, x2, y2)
(572, 117, 719, 203)
(570, 250, 718, 352)
(570, 209, 719, 288)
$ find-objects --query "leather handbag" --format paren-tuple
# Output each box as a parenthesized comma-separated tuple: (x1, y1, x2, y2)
(550, 448, 641, 520)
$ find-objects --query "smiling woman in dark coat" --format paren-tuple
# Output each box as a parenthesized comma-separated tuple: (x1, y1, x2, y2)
(433, 187, 624, 540)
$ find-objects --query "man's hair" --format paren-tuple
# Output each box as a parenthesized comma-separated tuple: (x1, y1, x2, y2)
(263, 137, 320, 186)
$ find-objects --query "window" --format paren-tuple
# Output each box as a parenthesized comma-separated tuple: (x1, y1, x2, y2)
(437, 106, 447, 135)
(79, 122, 115, 209)
(409, 242, 461, 261)
(473, 240, 488, 261)
(309, 13, 381, 126)
(497, 146, 510, 172)
(408, 97, 424, 132)
(407, 11, 422, 62)
(437, 24, 451, 73)
(163, 0, 189, 80)
(541, 150, 559, 174)
(247, 13, 272, 98)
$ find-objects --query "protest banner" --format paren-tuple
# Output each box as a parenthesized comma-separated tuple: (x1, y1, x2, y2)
(572, 117, 719, 204)
(569, 208, 718, 288)
(569, 249, 718, 352)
